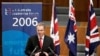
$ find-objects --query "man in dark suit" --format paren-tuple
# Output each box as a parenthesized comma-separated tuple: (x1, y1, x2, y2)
(25, 22, 55, 56)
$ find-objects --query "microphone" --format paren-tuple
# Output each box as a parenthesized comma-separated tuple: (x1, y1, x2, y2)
(30, 46, 38, 56)
(48, 47, 55, 54)
(48, 47, 58, 56)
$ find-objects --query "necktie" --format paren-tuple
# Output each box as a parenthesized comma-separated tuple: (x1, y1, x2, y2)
(39, 37, 42, 48)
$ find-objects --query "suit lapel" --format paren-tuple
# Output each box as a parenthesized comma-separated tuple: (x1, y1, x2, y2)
(35, 36, 40, 48)
(42, 36, 47, 49)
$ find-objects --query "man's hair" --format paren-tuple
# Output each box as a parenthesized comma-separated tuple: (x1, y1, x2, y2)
(36, 22, 45, 29)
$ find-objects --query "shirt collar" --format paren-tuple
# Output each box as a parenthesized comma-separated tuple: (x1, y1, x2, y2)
(38, 35, 44, 40)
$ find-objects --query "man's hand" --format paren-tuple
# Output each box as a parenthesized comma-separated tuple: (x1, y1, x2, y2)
(35, 52, 41, 56)
(43, 52, 49, 56)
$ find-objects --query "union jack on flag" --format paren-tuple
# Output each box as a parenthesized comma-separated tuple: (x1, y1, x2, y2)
(50, 0, 60, 55)
(64, 0, 77, 56)
(85, 0, 100, 56)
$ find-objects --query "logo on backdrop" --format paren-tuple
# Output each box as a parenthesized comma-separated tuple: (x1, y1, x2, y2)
(2, 2, 42, 56)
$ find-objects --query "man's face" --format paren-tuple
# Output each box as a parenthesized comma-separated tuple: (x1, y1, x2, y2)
(37, 26, 45, 37)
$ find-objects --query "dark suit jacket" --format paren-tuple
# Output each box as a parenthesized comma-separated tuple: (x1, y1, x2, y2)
(25, 35, 54, 56)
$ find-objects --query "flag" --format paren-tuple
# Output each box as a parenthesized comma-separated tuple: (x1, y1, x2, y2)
(64, 0, 77, 56)
(85, 0, 100, 56)
(50, 0, 60, 55)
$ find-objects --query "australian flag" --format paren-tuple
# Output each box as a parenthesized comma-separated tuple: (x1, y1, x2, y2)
(50, 0, 60, 55)
(85, 0, 100, 56)
(64, 0, 77, 56)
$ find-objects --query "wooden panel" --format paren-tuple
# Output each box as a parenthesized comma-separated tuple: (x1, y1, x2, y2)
(42, 0, 68, 21)
(99, 0, 100, 8)
(93, 0, 98, 8)
(75, 0, 88, 22)
(77, 26, 86, 44)
(42, 5, 52, 21)
(75, 11, 88, 22)
(21, 0, 42, 2)
(56, 0, 68, 6)
(2, 0, 21, 2)
(42, 0, 52, 21)
(97, 45, 100, 56)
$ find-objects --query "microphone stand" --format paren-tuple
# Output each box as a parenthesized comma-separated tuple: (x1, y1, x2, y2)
(30, 46, 38, 56)
(48, 47, 58, 56)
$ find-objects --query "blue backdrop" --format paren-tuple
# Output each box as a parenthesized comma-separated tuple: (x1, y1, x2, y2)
(2, 2, 42, 56)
